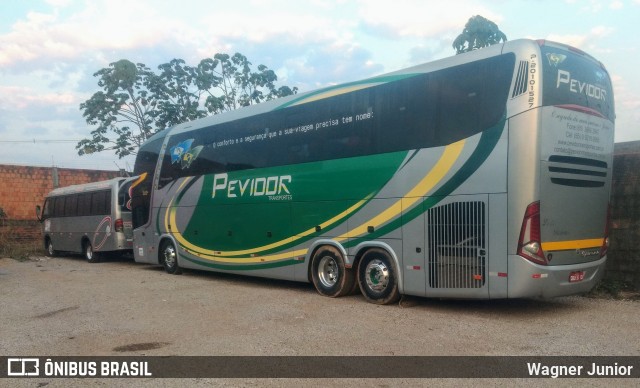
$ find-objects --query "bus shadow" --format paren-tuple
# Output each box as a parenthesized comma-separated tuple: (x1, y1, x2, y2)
(140, 264, 314, 293)
(137, 263, 586, 318)
(48, 252, 135, 263)
(398, 294, 587, 318)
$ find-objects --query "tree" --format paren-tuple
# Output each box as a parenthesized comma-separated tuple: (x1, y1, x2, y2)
(195, 53, 297, 115)
(77, 60, 161, 158)
(77, 53, 297, 158)
(152, 59, 208, 130)
(452, 15, 507, 54)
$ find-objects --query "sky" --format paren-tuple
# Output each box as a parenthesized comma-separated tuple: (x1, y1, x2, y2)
(1, 0, 639, 171)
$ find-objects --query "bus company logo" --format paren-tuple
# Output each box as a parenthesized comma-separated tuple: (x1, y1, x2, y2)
(170, 139, 203, 170)
(556, 70, 606, 102)
(545, 52, 567, 68)
(212, 173, 292, 201)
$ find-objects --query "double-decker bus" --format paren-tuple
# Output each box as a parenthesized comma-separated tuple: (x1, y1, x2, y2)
(130, 39, 614, 304)
(37, 178, 134, 262)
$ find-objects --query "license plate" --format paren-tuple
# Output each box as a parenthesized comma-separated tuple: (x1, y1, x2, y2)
(569, 271, 586, 283)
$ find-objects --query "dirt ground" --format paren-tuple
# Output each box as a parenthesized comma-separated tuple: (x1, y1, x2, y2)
(1, 255, 638, 386)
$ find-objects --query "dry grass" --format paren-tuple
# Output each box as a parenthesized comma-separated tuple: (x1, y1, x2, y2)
(0, 235, 43, 261)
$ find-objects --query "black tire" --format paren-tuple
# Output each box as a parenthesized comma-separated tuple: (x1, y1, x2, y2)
(160, 240, 182, 275)
(84, 240, 101, 263)
(46, 239, 57, 257)
(310, 246, 355, 298)
(357, 248, 401, 305)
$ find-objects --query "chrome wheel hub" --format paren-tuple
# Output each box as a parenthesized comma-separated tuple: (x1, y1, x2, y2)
(164, 245, 176, 268)
(365, 259, 390, 292)
(318, 255, 338, 288)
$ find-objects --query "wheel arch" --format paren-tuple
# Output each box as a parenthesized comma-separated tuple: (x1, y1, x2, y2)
(306, 239, 349, 283)
(81, 235, 91, 251)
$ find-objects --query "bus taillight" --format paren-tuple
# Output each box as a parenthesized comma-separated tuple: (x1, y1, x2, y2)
(518, 201, 547, 265)
(114, 218, 124, 233)
(600, 204, 611, 258)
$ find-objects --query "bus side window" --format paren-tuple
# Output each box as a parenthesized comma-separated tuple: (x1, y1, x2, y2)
(64, 194, 78, 217)
(91, 190, 110, 216)
(77, 193, 91, 216)
(53, 197, 65, 218)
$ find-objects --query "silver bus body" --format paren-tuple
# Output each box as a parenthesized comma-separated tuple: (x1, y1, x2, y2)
(130, 39, 613, 303)
(39, 178, 134, 261)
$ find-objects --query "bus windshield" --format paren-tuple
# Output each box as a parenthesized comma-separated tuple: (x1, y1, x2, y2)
(541, 44, 614, 121)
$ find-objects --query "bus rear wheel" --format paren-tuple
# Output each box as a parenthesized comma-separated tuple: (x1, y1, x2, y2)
(161, 240, 182, 275)
(357, 248, 400, 305)
(84, 240, 101, 263)
(311, 246, 354, 298)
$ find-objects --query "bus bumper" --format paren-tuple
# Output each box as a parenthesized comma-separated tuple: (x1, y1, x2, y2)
(507, 254, 607, 299)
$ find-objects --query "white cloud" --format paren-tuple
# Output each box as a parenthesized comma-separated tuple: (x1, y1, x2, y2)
(610, 0, 624, 9)
(357, 0, 503, 39)
(0, 1, 184, 69)
(0, 85, 77, 111)
(545, 25, 613, 50)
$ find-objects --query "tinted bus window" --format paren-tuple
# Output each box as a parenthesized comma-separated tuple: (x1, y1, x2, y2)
(158, 54, 514, 183)
(53, 197, 65, 217)
(64, 195, 78, 217)
(77, 193, 91, 216)
(132, 137, 164, 227)
(42, 198, 52, 218)
(91, 190, 111, 216)
(541, 46, 614, 121)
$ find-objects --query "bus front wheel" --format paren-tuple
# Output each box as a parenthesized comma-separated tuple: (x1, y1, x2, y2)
(161, 240, 182, 275)
(357, 248, 400, 305)
(46, 239, 57, 257)
(311, 246, 355, 298)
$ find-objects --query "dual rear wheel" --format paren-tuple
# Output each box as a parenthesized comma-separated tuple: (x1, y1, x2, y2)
(311, 246, 400, 305)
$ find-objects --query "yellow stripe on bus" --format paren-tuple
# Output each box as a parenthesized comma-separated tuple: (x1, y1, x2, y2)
(171, 193, 373, 257)
(334, 139, 466, 241)
(541, 238, 604, 252)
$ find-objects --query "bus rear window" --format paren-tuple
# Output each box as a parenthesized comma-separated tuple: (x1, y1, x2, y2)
(541, 46, 614, 121)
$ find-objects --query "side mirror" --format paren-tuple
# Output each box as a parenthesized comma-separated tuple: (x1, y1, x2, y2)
(36, 205, 42, 222)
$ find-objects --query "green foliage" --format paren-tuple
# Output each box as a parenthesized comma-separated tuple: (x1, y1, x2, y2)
(153, 59, 208, 129)
(196, 53, 298, 115)
(78, 60, 159, 158)
(453, 15, 507, 54)
(78, 54, 298, 158)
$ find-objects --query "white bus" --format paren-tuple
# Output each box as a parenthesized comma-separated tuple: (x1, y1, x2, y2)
(130, 39, 614, 303)
(37, 178, 134, 262)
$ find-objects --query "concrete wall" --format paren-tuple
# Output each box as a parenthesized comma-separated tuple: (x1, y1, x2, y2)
(0, 164, 123, 242)
(608, 141, 640, 289)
